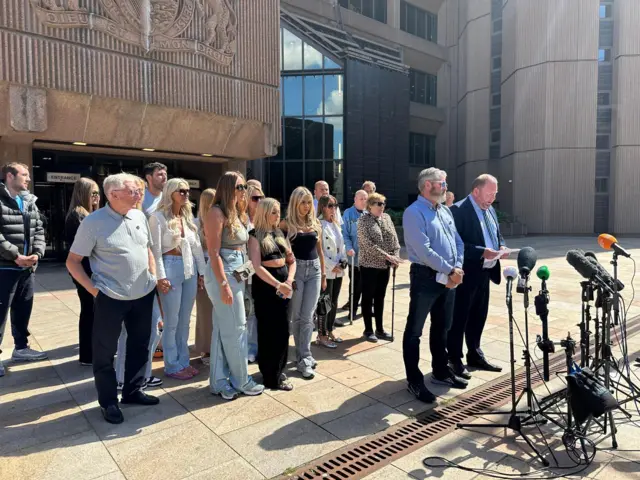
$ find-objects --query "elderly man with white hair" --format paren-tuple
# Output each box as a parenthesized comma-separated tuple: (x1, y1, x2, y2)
(66, 173, 160, 425)
(402, 167, 466, 404)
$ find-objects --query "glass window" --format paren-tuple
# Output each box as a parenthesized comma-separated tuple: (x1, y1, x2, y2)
(283, 76, 302, 116)
(400, 1, 438, 43)
(324, 75, 343, 115)
(324, 56, 341, 69)
(282, 28, 302, 71)
(304, 75, 323, 115)
(285, 161, 304, 199)
(599, 49, 611, 62)
(491, 130, 501, 143)
(596, 134, 610, 149)
(492, 56, 502, 70)
(406, 4, 417, 35)
(409, 133, 435, 165)
(303, 43, 323, 70)
(269, 161, 284, 202)
(493, 18, 502, 33)
(400, 2, 407, 31)
(362, 0, 373, 18)
(284, 118, 303, 159)
(326, 117, 343, 159)
(304, 118, 324, 159)
(492, 93, 501, 106)
(374, 0, 387, 22)
(598, 92, 610, 106)
(599, 5, 611, 18)
(417, 11, 426, 38)
(595, 178, 608, 193)
(305, 161, 325, 189)
(427, 74, 437, 106)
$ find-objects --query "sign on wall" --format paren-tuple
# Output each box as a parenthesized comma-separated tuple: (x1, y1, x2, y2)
(46, 172, 81, 183)
(186, 179, 201, 189)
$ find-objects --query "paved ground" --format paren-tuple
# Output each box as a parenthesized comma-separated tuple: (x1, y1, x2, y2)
(1, 237, 640, 479)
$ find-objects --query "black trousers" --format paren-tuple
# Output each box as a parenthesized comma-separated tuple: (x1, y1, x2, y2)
(318, 277, 343, 336)
(93, 290, 155, 408)
(0, 268, 34, 352)
(253, 265, 290, 389)
(361, 266, 390, 334)
(73, 279, 95, 364)
(346, 264, 362, 309)
(448, 270, 491, 363)
(403, 264, 456, 384)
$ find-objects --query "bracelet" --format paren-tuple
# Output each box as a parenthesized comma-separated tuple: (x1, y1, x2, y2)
(275, 282, 281, 290)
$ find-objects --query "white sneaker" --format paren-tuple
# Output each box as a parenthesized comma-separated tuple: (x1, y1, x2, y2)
(299, 366, 315, 379)
(239, 379, 265, 396)
(12, 347, 48, 362)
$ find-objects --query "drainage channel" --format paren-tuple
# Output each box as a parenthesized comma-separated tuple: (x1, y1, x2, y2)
(280, 315, 640, 480)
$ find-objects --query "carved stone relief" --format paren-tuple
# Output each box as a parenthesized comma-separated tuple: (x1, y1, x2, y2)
(30, 0, 238, 66)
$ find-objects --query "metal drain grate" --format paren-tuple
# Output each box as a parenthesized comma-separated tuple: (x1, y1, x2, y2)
(280, 315, 640, 480)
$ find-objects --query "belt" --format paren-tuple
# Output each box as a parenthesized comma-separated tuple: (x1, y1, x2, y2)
(412, 263, 438, 277)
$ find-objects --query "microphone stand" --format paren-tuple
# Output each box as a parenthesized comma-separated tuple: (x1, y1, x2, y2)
(578, 281, 594, 368)
(457, 274, 552, 467)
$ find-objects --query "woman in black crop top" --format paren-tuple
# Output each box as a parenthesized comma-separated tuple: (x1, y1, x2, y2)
(248, 198, 296, 390)
(280, 187, 326, 379)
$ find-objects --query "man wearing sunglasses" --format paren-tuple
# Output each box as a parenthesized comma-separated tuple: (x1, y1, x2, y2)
(402, 167, 466, 404)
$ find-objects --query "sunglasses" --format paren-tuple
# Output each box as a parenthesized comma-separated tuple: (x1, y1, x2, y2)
(327, 204, 337, 209)
(236, 184, 248, 191)
(373, 202, 386, 207)
(177, 189, 190, 196)
(91, 191, 100, 197)
(251, 196, 264, 202)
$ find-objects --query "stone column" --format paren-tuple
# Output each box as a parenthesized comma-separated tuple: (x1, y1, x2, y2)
(387, 0, 400, 29)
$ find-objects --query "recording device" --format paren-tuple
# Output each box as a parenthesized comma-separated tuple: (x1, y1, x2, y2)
(503, 266, 518, 300)
(534, 265, 553, 381)
(516, 247, 537, 294)
(598, 233, 631, 258)
(584, 251, 625, 291)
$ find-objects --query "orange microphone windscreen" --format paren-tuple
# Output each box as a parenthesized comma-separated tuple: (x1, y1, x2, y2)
(598, 233, 617, 250)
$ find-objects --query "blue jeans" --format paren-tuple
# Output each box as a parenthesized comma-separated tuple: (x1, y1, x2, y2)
(204, 249, 252, 393)
(246, 283, 258, 359)
(289, 258, 321, 370)
(115, 300, 161, 383)
(403, 264, 456, 385)
(159, 255, 198, 374)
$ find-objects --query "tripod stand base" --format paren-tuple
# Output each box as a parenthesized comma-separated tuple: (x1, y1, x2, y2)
(457, 414, 550, 467)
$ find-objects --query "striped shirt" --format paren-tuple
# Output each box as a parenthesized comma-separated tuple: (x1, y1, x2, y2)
(70, 204, 156, 301)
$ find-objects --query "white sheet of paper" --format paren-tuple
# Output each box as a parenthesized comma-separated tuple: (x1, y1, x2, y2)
(483, 248, 520, 268)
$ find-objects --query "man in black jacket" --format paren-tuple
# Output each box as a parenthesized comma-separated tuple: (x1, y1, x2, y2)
(0, 162, 47, 376)
(447, 174, 505, 378)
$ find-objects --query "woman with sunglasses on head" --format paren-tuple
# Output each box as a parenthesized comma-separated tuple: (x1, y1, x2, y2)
(245, 184, 264, 363)
(204, 171, 264, 400)
(195, 188, 216, 366)
(65, 177, 101, 366)
(357, 192, 401, 342)
(316, 195, 346, 349)
(249, 197, 296, 391)
(281, 186, 326, 379)
(149, 178, 206, 380)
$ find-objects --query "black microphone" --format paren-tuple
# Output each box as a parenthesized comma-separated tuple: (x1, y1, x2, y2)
(566, 250, 613, 294)
(584, 252, 625, 292)
(516, 247, 537, 293)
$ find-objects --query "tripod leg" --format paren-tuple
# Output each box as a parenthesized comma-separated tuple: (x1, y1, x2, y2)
(518, 429, 550, 467)
(607, 410, 618, 449)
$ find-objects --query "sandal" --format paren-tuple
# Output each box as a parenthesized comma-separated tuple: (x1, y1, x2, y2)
(186, 365, 199, 376)
(328, 333, 343, 343)
(166, 368, 193, 380)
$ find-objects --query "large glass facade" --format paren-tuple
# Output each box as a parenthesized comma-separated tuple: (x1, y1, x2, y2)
(267, 27, 344, 204)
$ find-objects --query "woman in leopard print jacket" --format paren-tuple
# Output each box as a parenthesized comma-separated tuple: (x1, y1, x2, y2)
(357, 193, 400, 342)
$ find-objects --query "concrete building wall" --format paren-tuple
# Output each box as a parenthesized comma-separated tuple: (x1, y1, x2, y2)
(500, 0, 599, 234)
(611, 0, 640, 234)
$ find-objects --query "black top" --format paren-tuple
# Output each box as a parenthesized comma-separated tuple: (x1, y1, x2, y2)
(290, 231, 318, 261)
(65, 209, 92, 276)
(249, 229, 288, 262)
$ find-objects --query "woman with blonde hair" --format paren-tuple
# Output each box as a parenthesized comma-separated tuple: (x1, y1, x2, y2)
(195, 188, 216, 365)
(149, 178, 206, 379)
(204, 171, 264, 400)
(357, 192, 401, 342)
(281, 186, 326, 379)
(65, 177, 100, 365)
(245, 183, 264, 363)
(248, 197, 296, 390)
(316, 195, 346, 348)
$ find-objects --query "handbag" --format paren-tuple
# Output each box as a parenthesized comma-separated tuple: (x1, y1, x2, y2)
(567, 366, 618, 425)
(232, 260, 255, 282)
(316, 293, 332, 316)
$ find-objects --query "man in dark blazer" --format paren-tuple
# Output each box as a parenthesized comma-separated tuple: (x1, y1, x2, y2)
(448, 174, 505, 378)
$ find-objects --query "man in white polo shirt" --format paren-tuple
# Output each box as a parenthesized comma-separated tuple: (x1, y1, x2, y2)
(66, 173, 160, 424)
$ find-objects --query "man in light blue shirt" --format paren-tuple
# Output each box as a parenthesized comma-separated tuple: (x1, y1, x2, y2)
(141, 162, 167, 216)
(336, 189, 368, 323)
(402, 167, 466, 403)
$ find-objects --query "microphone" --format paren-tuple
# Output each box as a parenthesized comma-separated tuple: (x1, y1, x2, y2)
(517, 247, 537, 293)
(584, 252, 625, 292)
(503, 266, 518, 300)
(566, 249, 599, 280)
(598, 233, 631, 258)
(536, 266, 550, 281)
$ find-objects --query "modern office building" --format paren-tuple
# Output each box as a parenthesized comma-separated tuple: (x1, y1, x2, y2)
(269, 0, 447, 207)
(439, 0, 640, 234)
(0, 0, 280, 258)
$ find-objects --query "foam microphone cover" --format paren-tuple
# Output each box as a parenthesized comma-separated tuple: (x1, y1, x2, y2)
(536, 266, 550, 281)
(517, 247, 537, 276)
(566, 250, 598, 280)
(503, 266, 518, 280)
(585, 253, 625, 291)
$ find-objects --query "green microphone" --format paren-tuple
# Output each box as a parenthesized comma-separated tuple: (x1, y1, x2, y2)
(536, 266, 550, 281)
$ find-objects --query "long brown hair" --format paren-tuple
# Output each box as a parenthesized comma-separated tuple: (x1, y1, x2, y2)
(213, 171, 247, 237)
(66, 177, 99, 220)
(317, 195, 337, 223)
